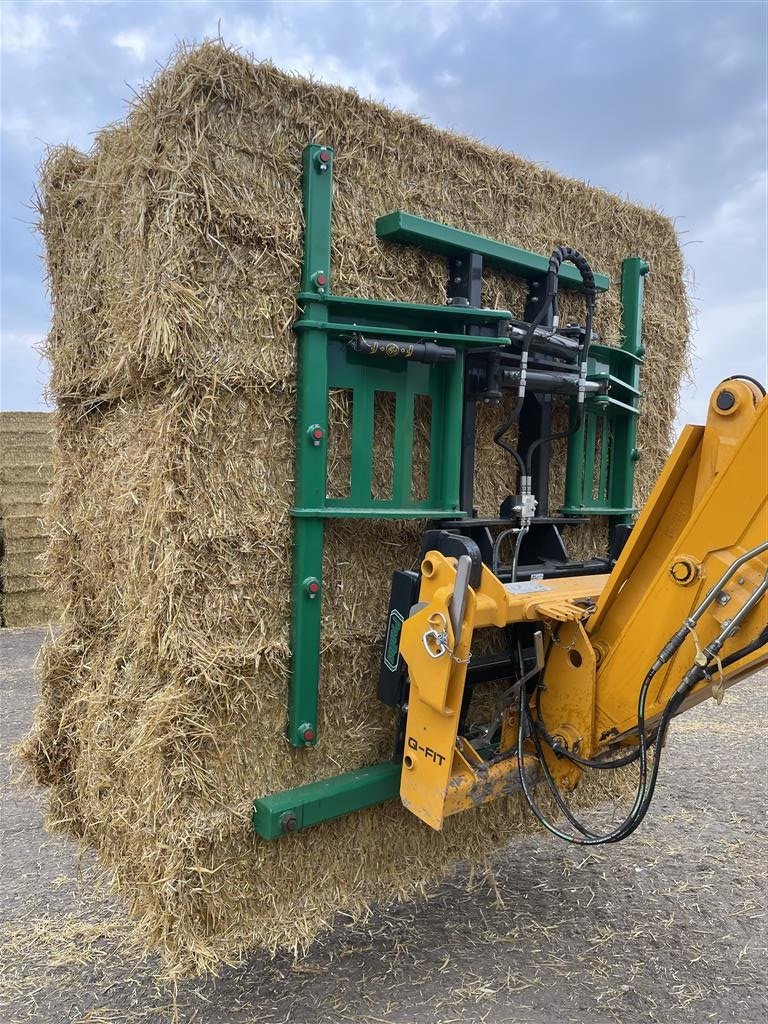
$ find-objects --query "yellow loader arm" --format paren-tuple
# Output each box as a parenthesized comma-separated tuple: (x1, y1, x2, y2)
(399, 379, 767, 840)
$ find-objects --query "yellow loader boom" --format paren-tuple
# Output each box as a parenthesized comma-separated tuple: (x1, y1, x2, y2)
(399, 379, 767, 842)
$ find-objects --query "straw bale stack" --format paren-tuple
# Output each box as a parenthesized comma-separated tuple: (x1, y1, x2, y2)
(20, 42, 690, 973)
(0, 411, 58, 627)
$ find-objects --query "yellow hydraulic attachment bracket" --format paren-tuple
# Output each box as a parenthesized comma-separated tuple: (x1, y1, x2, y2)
(399, 553, 607, 829)
(399, 379, 768, 831)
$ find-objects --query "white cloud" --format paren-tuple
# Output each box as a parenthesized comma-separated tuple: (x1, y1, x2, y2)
(435, 70, 460, 88)
(2, 331, 43, 353)
(600, 0, 648, 28)
(704, 171, 768, 249)
(213, 14, 420, 112)
(112, 28, 152, 62)
(1, 102, 92, 152)
(0, 4, 50, 56)
(677, 173, 767, 431)
(677, 291, 767, 430)
(1, 331, 51, 411)
(420, 0, 461, 40)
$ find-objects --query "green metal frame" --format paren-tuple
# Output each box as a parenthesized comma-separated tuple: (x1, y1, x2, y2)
(377, 212, 611, 294)
(562, 257, 648, 524)
(253, 762, 400, 840)
(255, 143, 644, 841)
(289, 145, 513, 749)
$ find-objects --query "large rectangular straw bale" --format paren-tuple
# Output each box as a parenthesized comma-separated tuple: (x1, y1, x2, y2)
(2, 590, 57, 627)
(0, 413, 56, 626)
(20, 42, 690, 972)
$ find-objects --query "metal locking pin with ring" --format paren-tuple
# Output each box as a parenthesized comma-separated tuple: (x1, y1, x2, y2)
(422, 611, 450, 659)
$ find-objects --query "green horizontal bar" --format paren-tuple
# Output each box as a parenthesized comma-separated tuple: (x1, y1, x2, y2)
(253, 762, 401, 840)
(586, 373, 641, 398)
(295, 319, 509, 347)
(297, 291, 512, 323)
(560, 505, 637, 516)
(587, 396, 641, 416)
(376, 211, 610, 293)
(590, 343, 644, 365)
(292, 507, 466, 519)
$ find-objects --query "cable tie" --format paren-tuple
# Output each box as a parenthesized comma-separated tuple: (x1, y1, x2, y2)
(685, 622, 708, 667)
(711, 652, 725, 705)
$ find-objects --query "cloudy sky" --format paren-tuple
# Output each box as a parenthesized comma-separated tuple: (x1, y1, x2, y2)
(1, 0, 766, 426)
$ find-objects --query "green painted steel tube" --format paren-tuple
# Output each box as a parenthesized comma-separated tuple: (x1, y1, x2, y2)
(564, 402, 587, 511)
(376, 211, 610, 293)
(612, 257, 649, 524)
(392, 388, 415, 507)
(620, 258, 650, 356)
(440, 350, 465, 511)
(350, 383, 374, 504)
(294, 318, 511, 347)
(294, 506, 466, 519)
(297, 291, 513, 325)
(252, 762, 401, 840)
(289, 145, 334, 748)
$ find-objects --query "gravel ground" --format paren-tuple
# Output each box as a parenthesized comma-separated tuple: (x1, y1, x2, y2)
(1, 626, 766, 1024)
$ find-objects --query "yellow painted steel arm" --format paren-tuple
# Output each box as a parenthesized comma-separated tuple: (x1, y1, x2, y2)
(398, 379, 767, 832)
(584, 378, 768, 748)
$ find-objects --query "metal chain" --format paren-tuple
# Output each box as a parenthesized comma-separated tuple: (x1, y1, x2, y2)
(422, 613, 472, 665)
(543, 603, 596, 652)
(544, 620, 577, 652)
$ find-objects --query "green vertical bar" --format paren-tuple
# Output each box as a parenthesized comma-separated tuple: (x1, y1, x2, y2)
(440, 352, 464, 510)
(350, 384, 374, 503)
(620, 258, 649, 357)
(598, 414, 610, 502)
(583, 414, 597, 502)
(611, 256, 649, 526)
(289, 144, 333, 748)
(392, 382, 415, 506)
(564, 401, 586, 510)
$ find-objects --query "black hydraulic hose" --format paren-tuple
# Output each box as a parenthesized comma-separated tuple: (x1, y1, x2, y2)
(493, 409, 526, 480)
(494, 254, 567, 478)
(608, 597, 768, 843)
(534, 681, 656, 770)
(517, 662, 658, 846)
(494, 246, 597, 481)
(543, 733, 652, 770)
(517, 623, 768, 846)
(486, 636, 597, 837)
(527, 697, 602, 839)
(510, 524, 528, 583)
(720, 624, 768, 667)
(722, 374, 766, 396)
(491, 527, 521, 576)
(524, 251, 597, 477)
